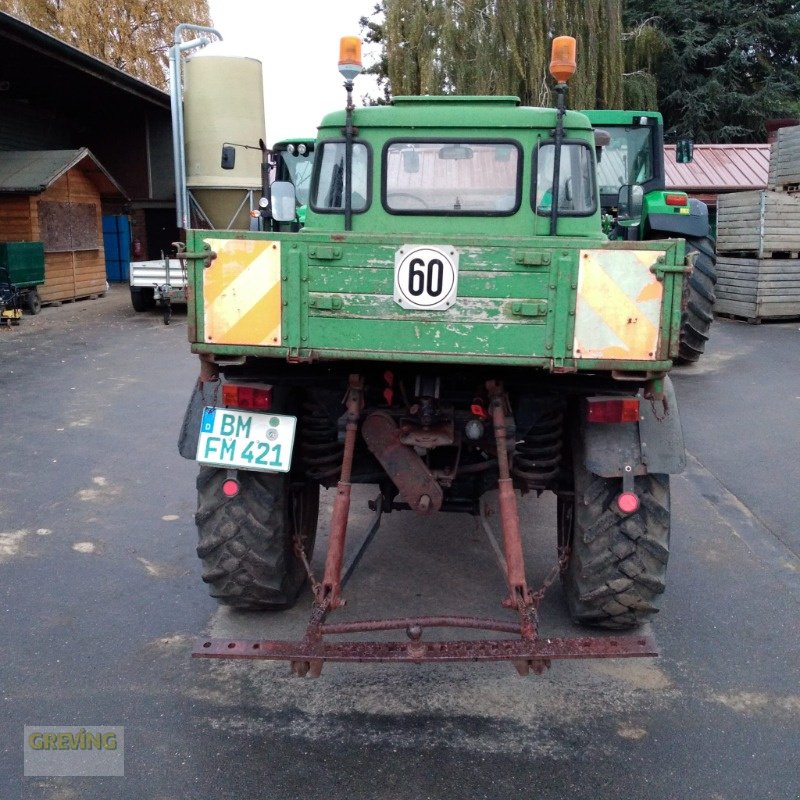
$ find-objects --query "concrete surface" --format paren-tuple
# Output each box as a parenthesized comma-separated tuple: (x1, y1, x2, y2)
(0, 291, 798, 799)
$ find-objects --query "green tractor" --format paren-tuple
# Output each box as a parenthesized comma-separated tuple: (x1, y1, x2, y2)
(584, 110, 717, 363)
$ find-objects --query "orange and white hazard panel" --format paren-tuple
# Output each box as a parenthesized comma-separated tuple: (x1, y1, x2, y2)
(202, 238, 282, 346)
(573, 249, 665, 361)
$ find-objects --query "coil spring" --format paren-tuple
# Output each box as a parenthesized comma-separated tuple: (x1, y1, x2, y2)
(300, 402, 343, 481)
(512, 407, 564, 488)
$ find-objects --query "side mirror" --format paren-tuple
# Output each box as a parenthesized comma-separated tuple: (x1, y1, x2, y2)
(676, 138, 694, 164)
(618, 184, 644, 225)
(271, 181, 297, 222)
(593, 128, 611, 164)
(221, 145, 236, 170)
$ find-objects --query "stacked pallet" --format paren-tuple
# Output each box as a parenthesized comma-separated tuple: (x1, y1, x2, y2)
(716, 127, 800, 321)
(768, 126, 800, 188)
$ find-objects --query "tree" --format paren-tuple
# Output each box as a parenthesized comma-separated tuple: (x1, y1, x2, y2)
(0, 0, 211, 89)
(361, 0, 629, 110)
(625, 1, 800, 142)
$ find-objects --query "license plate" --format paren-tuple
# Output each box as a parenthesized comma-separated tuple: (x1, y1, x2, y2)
(196, 408, 296, 473)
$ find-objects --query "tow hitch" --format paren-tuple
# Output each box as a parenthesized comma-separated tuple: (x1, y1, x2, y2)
(192, 375, 658, 676)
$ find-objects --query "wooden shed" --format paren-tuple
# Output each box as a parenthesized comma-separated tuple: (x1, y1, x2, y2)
(0, 149, 127, 303)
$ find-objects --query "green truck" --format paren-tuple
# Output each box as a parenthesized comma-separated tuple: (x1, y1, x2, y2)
(273, 113, 716, 364)
(179, 41, 688, 675)
(584, 110, 717, 363)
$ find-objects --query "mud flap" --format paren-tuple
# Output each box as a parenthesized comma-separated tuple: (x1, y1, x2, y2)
(582, 375, 685, 477)
(177, 378, 221, 460)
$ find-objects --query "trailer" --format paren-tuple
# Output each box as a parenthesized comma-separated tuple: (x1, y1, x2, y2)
(129, 255, 187, 324)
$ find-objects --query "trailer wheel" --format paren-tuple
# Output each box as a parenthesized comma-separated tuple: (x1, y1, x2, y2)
(130, 286, 154, 312)
(558, 459, 670, 629)
(25, 289, 41, 315)
(195, 467, 319, 610)
(677, 235, 716, 364)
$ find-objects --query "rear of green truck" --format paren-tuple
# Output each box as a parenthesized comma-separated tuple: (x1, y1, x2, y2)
(179, 93, 688, 672)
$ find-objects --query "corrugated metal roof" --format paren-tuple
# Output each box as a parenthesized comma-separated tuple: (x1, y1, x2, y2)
(664, 144, 770, 192)
(0, 148, 127, 198)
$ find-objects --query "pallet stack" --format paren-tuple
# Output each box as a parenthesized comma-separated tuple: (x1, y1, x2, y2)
(715, 126, 800, 322)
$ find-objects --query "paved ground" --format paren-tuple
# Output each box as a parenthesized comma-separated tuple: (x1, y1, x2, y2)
(1, 290, 798, 799)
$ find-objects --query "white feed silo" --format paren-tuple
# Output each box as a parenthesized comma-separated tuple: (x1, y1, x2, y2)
(183, 44, 266, 230)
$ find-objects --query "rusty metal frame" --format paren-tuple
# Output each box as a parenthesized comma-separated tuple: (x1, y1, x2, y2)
(192, 374, 660, 676)
(193, 625, 657, 677)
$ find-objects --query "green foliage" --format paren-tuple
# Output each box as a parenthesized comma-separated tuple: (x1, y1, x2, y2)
(366, 0, 627, 109)
(0, 0, 211, 89)
(360, 2, 392, 105)
(625, 0, 800, 142)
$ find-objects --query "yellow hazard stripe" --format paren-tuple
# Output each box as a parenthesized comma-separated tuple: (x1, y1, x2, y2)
(203, 239, 282, 346)
(575, 251, 662, 360)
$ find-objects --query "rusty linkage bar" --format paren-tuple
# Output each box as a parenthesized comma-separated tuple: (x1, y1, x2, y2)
(317, 373, 364, 610)
(193, 374, 660, 676)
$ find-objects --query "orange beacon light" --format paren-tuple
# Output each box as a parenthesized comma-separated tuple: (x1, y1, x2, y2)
(549, 36, 577, 84)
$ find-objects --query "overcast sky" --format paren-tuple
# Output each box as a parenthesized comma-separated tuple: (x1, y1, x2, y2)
(205, 0, 381, 145)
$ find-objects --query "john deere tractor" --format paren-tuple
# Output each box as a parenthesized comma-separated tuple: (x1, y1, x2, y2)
(584, 110, 716, 363)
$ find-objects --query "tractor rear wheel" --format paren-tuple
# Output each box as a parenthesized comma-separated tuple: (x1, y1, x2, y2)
(558, 457, 671, 629)
(195, 467, 319, 610)
(677, 235, 717, 363)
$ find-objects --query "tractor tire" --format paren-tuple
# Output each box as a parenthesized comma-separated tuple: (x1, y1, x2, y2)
(25, 289, 41, 315)
(558, 457, 670, 629)
(130, 286, 154, 312)
(677, 235, 717, 364)
(195, 467, 319, 610)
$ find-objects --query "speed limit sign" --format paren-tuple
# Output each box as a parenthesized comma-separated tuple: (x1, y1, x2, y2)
(393, 245, 459, 311)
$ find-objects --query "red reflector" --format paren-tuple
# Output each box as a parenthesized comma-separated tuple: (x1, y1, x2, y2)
(616, 491, 640, 514)
(665, 193, 688, 207)
(222, 383, 273, 411)
(586, 398, 640, 424)
(470, 402, 488, 419)
(222, 479, 240, 498)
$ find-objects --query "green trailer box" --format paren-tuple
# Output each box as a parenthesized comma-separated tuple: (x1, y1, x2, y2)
(0, 242, 45, 288)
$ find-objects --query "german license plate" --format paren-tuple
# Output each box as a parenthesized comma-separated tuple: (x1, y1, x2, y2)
(196, 408, 296, 473)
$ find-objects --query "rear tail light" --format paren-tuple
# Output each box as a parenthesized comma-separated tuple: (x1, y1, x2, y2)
(222, 383, 273, 411)
(665, 193, 688, 206)
(586, 397, 640, 424)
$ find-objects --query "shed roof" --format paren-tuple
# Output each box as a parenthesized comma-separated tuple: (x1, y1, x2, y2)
(664, 144, 770, 193)
(0, 11, 169, 108)
(0, 148, 128, 198)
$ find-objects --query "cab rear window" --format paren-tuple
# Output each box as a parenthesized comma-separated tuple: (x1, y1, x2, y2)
(383, 140, 521, 216)
(533, 141, 596, 216)
(310, 140, 371, 213)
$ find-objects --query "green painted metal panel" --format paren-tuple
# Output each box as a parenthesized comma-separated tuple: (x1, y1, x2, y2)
(186, 205, 685, 372)
(0, 241, 44, 287)
(306, 317, 545, 357)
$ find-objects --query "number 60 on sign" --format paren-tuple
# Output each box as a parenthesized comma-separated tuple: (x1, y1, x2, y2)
(394, 245, 459, 311)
